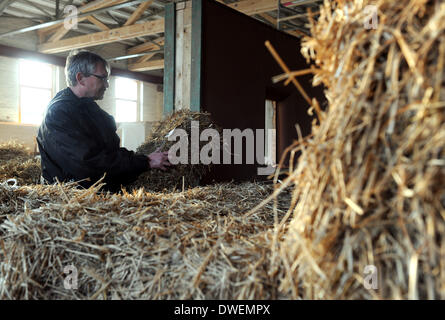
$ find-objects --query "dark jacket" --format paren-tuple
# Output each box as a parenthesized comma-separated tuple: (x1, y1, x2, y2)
(37, 87, 149, 192)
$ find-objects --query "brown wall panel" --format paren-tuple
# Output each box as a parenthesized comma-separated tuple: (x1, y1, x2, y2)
(200, 0, 325, 183)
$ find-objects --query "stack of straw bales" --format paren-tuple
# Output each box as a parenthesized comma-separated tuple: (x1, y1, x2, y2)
(129, 110, 221, 192)
(0, 142, 40, 186)
(0, 181, 291, 299)
(265, 0, 444, 299)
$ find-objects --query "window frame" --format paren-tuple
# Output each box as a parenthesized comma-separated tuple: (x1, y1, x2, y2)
(18, 59, 55, 125)
(114, 76, 141, 123)
(265, 99, 277, 167)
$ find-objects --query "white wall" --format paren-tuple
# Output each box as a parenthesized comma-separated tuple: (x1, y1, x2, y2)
(0, 56, 19, 122)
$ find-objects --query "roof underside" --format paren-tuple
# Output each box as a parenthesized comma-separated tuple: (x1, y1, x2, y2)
(0, 0, 323, 78)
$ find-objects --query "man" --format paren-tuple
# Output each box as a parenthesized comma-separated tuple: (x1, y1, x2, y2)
(37, 50, 171, 192)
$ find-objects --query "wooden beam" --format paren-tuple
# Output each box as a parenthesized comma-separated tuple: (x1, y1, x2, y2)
(37, 21, 66, 37)
(127, 38, 164, 54)
(38, 19, 164, 53)
(216, 0, 278, 16)
(79, 0, 129, 13)
(128, 59, 164, 71)
(190, 0, 202, 111)
(227, 0, 277, 16)
(258, 12, 277, 27)
(136, 52, 157, 63)
(278, 12, 312, 23)
(285, 29, 307, 38)
(39, 0, 277, 51)
(130, 39, 164, 63)
(163, 2, 175, 115)
(38, 0, 129, 39)
(123, 0, 154, 26)
(47, 16, 88, 42)
(87, 15, 110, 30)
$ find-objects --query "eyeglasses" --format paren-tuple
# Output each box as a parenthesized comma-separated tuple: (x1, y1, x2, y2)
(87, 73, 109, 83)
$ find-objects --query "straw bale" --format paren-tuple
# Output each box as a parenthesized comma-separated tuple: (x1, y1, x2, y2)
(0, 141, 33, 162)
(129, 110, 221, 192)
(0, 142, 41, 185)
(260, 0, 445, 299)
(0, 181, 291, 299)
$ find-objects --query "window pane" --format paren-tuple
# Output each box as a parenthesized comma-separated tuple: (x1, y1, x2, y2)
(115, 77, 137, 100)
(21, 87, 52, 125)
(116, 99, 137, 122)
(19, 59, 52, 88)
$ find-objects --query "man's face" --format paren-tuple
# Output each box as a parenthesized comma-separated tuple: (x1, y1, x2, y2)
(84, 62, 109, 100)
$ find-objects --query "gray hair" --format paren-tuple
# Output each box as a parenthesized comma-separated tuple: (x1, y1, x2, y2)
(65, 50, 110, 87)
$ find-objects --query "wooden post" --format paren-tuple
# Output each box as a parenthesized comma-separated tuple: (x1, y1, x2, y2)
(190, 0, 202, 112)
(163, 2, 176, 116)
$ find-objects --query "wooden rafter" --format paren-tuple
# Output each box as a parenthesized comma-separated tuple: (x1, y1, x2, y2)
(38, 0, 130, 42)
(258, 12, 277, 27)
(37, 0, 282, 63)
(127, 38, 164, 54)
(128, 59, 164, 71)
(79, 0, 129, 13)
(285, 29, 307, 38)
(226, 0, 277, 16)
(136, 52, 157, 63)
(128, 37, 164, 63)
(216, 0, 278, 16)
(123, 0, 154, 26)
(46, 17, 88, 43)
(38, 19, 164, 54)
(87, 16, 110, 30)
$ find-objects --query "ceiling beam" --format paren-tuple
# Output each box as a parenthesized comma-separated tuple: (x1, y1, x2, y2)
(41, 0, 131, 42)
(123, 0, 154, 26)
(225, 0, 278, 16)
(127, 38, 164, 54)
(0, 0, 146, 38)
(284, 0, 322, 8)
(258, 12, 277, 27)
(127, 38, 163, 63)
(46, 16, 89, 42)
(136, 51, 158, 63)
(128, 58, 164, 71)
(87, 15, 110, 30)
(79, 0, 129, 13)
(38, 18, 164, 53)
(107, 49, 162, 61)
(285, 28, 307, 38)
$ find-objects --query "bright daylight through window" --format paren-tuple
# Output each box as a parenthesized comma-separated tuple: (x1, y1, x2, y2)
(115, 77, 138, 122)
(19, 59, 53, 125)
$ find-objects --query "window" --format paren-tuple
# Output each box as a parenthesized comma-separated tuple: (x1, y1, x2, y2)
(265, 99, 276, 167)
(19, 59, 53, 125)
(115, 77, 139, 122)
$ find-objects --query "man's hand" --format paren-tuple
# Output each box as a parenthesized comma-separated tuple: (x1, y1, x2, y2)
(148, 149, 172, 171)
